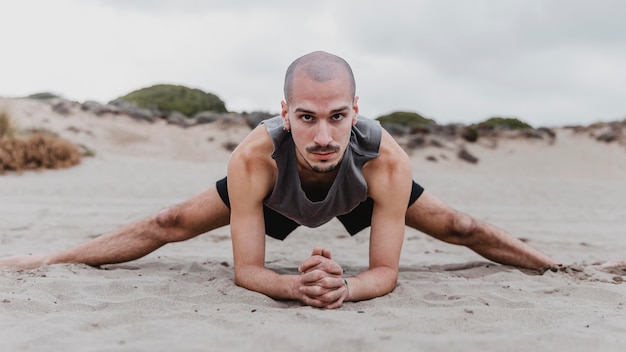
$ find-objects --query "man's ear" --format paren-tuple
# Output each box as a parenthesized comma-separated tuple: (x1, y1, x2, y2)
(280, 101, 291, 131)
(352, 96, 360, 126)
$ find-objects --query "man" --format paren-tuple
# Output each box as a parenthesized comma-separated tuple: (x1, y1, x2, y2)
(0, 51, 556, 309)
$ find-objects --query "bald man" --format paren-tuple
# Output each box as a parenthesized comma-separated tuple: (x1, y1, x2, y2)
(0, 51, 556, 309)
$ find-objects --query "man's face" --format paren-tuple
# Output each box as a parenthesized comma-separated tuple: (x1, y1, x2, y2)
(281, 70, 359, 174)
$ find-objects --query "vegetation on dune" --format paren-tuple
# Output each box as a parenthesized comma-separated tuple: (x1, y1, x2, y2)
(460, 126, 479, 142)
(0, 108, 82, 174)
(0, 108, 15, 137)
(26, 92, 63, 100)
(476, 117, 532, 130)
(376, 111, 436, 132)
(115, 84, 228, 117)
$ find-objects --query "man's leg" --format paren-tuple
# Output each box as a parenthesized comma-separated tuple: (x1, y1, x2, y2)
(0, 185, 230, 270)
(405, 191, 556, 270)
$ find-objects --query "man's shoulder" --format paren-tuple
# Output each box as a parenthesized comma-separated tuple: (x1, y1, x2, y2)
(350, 116, 382, 158)
(230, 124, 276, 166)
(363, 129, 413, 202)
(364, 129, 410, 171)
(354, 116, 381, 137)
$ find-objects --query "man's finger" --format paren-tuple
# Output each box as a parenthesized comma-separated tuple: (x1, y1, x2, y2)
(298, 255, 324, 273)
(299, 257, 343, 275)
(310, 247, 323, 257)
(299, 283, 347, 309)
(310, 247, 332, 259)
(300, 270, 344, 290)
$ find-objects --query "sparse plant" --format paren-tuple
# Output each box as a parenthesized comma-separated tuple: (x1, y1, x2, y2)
(0, 108, 16, 137)
(376, 111, 436, 131)
(0, 112, 82, 173)
(476, 117, 532, 130)
(115, 84, 228, 117)
(26, 92, 62, 100)
(0, 133, 82, 173)
(460, 126, 479, 142)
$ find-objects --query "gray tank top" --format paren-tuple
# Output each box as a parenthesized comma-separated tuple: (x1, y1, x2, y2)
(262, 116, 382, 227)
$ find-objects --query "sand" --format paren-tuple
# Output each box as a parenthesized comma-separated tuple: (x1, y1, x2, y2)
(1, 98, 625, 351)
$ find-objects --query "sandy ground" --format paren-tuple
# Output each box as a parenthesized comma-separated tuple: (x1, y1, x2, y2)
(1, 98, 626, 351)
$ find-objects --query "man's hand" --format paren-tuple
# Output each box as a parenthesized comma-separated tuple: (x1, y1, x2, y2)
(298, 247, 349, 309)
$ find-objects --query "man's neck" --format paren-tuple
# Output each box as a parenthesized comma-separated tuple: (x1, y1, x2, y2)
(297, 165, 340, 202)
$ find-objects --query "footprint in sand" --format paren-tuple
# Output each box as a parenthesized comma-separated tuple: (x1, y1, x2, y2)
(542, 260, 626, 284)
(592, 260, 626, 276)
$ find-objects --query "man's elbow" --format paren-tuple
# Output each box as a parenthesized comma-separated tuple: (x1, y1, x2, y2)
(374, 265, 400, 296)
(232, 263, 261, 289)
(233, 266, 248, 288)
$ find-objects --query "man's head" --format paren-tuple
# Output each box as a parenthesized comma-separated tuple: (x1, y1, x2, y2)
(281, 51, 359, 174)
(283, 51, 356, 104)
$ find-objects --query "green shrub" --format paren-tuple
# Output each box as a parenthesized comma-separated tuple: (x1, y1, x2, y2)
(376, 111, 436, 130)
(115, 84, 227, 117)
(26, 92, 62, 100)
(460, 126, 479, 142)
(476, 117, 532, 130)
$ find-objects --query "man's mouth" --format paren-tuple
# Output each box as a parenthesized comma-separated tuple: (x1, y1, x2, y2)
(312, 151, 335, 161)
(307, 145, 340, 161)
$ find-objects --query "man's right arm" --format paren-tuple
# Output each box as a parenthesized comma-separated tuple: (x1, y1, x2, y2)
(226, 127, 305, 301)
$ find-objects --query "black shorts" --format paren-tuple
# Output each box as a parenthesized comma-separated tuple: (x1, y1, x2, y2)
(216, 177, 424, 240)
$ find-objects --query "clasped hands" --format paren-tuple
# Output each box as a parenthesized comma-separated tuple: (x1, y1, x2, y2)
(297, 247, 349, 309)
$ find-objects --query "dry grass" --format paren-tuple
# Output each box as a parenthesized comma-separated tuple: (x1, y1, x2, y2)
(0, 108, 82, 173)
(0, 133, 82, 173)
(0, 107, 15, 137)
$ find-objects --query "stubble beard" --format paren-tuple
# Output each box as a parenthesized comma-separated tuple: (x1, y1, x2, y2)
(309, 161, 340, 173)
(300, 144, 342, 173)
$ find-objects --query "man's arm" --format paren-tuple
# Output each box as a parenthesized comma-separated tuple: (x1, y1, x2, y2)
(345, 130, 413, 301)
(227, 127, 306, 302)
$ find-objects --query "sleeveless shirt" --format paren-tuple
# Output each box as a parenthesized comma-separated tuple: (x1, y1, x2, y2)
(262, 116, 382, 227)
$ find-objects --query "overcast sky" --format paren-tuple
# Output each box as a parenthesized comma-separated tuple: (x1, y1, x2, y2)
(1, 0, 625, 126)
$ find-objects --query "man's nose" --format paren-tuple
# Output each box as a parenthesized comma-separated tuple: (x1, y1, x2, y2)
(313, 121, 332, 146)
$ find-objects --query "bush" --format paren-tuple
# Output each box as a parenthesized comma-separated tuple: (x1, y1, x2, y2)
(0, 108, 15, 137)
(26, 92, 62, 100)
(460, 126, 479, 142)
(0, 133, 81, 173)
(115, 84, 228, 117)
(476, 117, 532, 130)
(376, 111, 436, 131)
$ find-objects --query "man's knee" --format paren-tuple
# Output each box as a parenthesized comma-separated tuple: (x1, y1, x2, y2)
(154, 205, 189, 242)
(156, 206, 181, 228)
(445, 212, 478, 245)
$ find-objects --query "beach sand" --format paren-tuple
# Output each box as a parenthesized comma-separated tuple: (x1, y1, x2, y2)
(1, 98, 625, 351)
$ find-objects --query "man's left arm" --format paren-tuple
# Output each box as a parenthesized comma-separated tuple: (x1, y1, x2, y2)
(345, 131, 414, 302)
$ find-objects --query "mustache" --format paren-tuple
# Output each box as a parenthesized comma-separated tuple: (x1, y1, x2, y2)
(306, 144, 341, 153)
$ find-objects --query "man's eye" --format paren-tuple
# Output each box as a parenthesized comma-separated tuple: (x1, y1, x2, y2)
(332, 114, 345, 121)
(300, 115, 313, 121)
